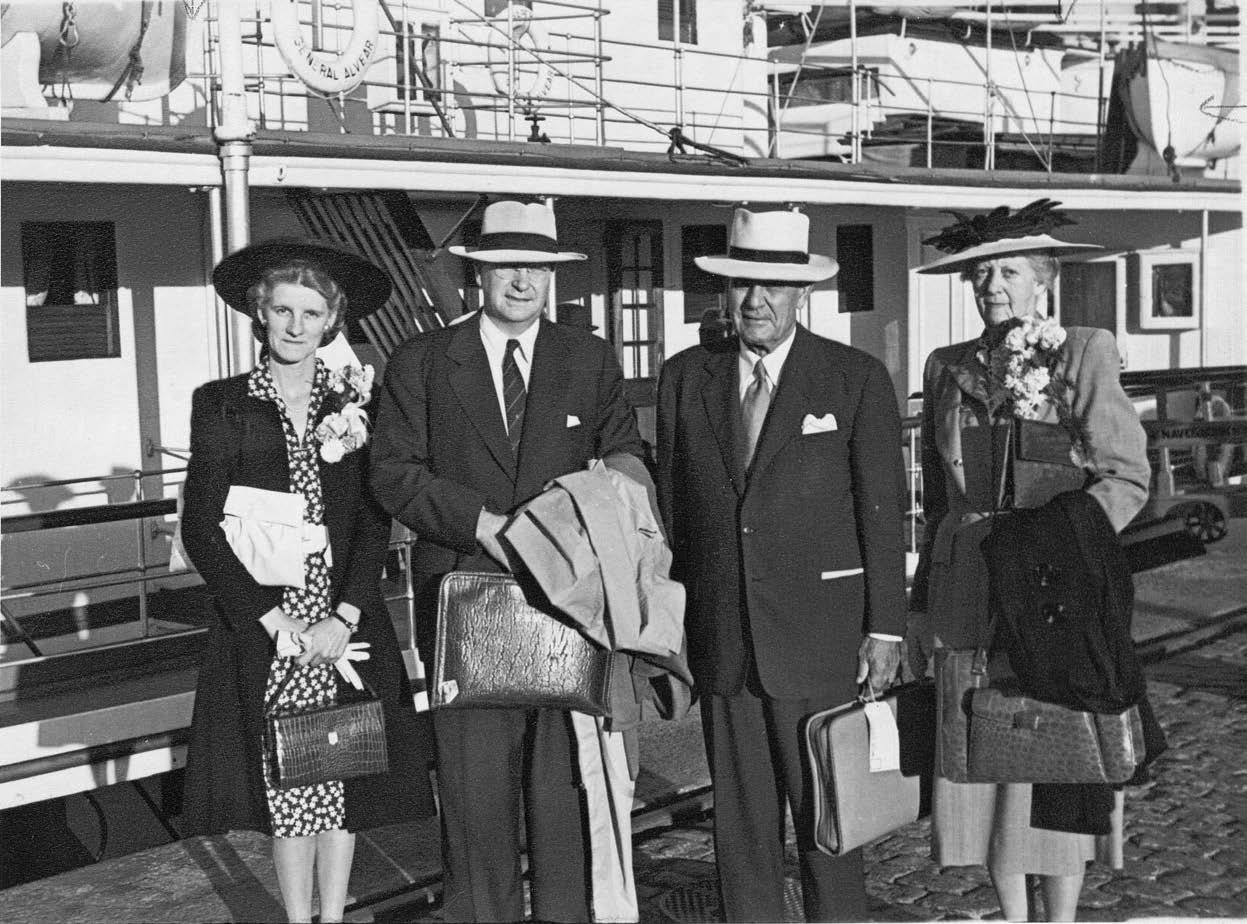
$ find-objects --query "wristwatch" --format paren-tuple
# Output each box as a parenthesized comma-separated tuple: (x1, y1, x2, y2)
(330, 611, 359, 635)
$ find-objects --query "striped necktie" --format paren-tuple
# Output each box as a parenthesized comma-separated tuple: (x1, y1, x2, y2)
(502, 338, 527, 457)
(741, 357, 771, 469)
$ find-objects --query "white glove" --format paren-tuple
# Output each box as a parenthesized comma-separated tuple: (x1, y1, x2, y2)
(334, 641, 372, 690)
(275, 630, 305, 659)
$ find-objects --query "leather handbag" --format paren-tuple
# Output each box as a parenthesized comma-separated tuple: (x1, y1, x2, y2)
(966, 688, 1145, 784)
(264, 673, 389, 791)
(433, 571, 613, 715)
(934, 647, 988, 782)
(805, 682, 936, 856)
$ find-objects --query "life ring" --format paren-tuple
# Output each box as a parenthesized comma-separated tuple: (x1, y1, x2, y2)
(271, 0, 378, 96)
(487, 3, 555, 106)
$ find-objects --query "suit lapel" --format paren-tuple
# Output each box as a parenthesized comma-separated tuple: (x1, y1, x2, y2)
(517, 319, 575, 479)
(699, 346, 745, 496)
(747, 326, 819, 485)
(447, 316, 517, 480)
(945, 338, 991, 407)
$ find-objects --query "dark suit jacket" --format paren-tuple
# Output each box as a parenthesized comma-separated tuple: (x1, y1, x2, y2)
(657, 326, 907, 699)
(180, 371, 432, 836)
(370, 314, 645, 661)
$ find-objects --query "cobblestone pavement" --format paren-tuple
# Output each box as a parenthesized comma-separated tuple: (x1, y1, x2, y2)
(632, 629, 1247, 922)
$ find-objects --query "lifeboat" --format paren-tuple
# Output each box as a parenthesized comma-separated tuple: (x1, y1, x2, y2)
(0, 2, 186, 106)
(1118, 36, 1240, 166)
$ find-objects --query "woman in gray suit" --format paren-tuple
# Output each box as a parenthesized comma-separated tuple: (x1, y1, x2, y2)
(906, 201, 1150, 921)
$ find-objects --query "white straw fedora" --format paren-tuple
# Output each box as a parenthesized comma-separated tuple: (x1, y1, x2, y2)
(917, 199, 1100, 274)
(448, 200, 587, 263)
(694, 208, 838, 283)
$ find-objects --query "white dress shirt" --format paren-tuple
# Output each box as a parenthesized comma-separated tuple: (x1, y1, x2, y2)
(479, 312, 539, 437)
(737, 325, 901, 644)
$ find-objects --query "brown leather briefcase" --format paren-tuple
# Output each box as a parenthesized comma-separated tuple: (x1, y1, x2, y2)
(433, 571, 613, 715)
(805, 682, 936, 855)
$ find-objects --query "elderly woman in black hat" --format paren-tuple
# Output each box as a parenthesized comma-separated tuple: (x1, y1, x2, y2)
(907, 202, 1151, 921)
(180, 240, 433, 923)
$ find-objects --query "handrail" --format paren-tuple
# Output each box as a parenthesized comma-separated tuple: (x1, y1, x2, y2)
(1, 499, 177, 535)
(1119, 364, 1247, 397)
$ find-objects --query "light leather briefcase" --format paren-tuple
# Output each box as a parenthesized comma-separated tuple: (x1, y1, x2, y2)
(805, 681, 936, 855)
(433, 571, 613, 715)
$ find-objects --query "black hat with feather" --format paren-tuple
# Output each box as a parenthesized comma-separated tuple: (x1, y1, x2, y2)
(916, 199, 1099, 274)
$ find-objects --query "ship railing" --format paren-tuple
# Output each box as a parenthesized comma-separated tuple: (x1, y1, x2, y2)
(16, 0, 1224, 172)
(0, 471, 420, 671)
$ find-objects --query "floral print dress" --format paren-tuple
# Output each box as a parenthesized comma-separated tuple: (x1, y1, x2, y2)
(250, 360, 345, 838)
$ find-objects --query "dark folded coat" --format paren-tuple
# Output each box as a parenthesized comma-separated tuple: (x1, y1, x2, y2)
(982, 489, 1167, 834)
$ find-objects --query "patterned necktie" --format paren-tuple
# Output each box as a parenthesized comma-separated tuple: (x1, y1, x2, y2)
(502, 338, 527, 457)
(741, 358, 771, 469)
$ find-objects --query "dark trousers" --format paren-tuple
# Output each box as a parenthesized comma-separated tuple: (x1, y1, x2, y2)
(432, 706, 590, 923)
(703, 689, 868, 923)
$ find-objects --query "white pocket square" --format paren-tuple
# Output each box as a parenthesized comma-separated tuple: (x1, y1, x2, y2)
(821, 567, 864, 580)
(802, 412, 838, 434)
(567, 415, 581, 427)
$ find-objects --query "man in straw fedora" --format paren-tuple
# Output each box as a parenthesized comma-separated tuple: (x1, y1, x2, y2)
(370, 199, 650, 922)
(656, 207, 907, 921)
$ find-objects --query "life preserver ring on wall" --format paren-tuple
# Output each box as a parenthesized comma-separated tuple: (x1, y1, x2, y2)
(271, 0, 378, 96)
(487, 3, 555, 106)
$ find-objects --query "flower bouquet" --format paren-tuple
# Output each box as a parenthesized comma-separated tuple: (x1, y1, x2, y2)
(315, 363, 375, 463)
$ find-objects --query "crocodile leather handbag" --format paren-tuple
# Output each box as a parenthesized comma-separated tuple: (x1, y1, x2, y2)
(264, 675, 389, 791)
(966, 688, 1145, 784)
(433, 571, 613, 715)
(805, 682, 936, 856)
(934, 647, 989, 783)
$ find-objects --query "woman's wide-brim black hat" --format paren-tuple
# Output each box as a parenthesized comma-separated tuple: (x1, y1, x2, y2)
(212, 238, 393, 317)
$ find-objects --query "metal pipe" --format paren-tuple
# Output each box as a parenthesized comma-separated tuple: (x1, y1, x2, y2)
(0, 731, 190, 785)
(546, 196, 558, 317)
(771, 70, 781, 158)
(403, 3, 413, 136)
(507, 3, 516, 142)
(1096, 0, 1107, 172)
(594, 8, 605, 145)
(673, 0, 685, 127)
(926, 77, 933, 169)
(1199, 209, 1209, 366)
(850, 0, 859, 163)
(985, 0, 995, 170)
(312, 0, 324, 50)
(207, 186, 228, 379)
(213, 0, 256, 374)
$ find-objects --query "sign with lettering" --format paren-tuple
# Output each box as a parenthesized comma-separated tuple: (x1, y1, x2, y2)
(1143, 419, 1247, 447)
(271, 0, 379, 96)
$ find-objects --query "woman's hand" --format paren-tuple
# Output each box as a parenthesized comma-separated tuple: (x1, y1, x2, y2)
(258, 608, 308, 639)
(297, 616, 351, 667)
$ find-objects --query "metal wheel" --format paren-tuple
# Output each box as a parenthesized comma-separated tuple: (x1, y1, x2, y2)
(1183, 502, 1228, 543)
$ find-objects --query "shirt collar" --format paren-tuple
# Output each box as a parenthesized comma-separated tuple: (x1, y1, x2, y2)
(738, 325, 798, 394)
(479, 311, 541, 361)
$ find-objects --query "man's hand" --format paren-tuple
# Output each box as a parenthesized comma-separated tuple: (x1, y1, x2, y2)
(856, 636, 902, 693)
(904, 611, 934, 682)
(475, 508, 510, 568)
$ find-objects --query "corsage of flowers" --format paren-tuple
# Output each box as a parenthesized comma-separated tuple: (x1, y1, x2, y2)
(314, 363, 375, 463)
(985, 316, 1089, 467)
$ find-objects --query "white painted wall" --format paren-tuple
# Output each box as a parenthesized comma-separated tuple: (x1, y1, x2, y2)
(1, 183, 217, 617)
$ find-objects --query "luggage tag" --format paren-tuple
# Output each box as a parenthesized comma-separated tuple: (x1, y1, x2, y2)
(438, 679, 459, 705)
(862, 685, 900, 773)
